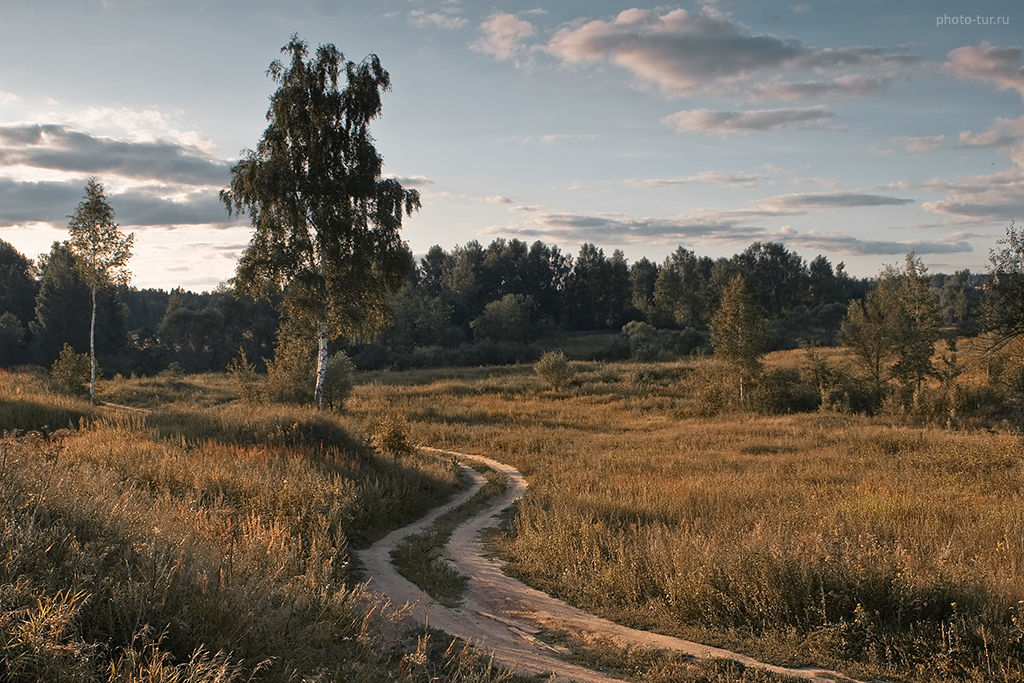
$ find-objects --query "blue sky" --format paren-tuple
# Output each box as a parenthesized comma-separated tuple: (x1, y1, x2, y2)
(1, 0, 1021, 290)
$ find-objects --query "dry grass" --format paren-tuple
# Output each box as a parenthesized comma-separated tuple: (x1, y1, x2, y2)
(346, 352, 1024, 682)
(0, 369, 520, 683)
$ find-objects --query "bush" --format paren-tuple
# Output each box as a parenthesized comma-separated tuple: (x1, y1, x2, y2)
(622, 321, 664, 360)
(50, 344, 93, 397)
(264, 331, 314, 405)
(535, 350, 574, 390)
(686, 361, 737, 416)
(226, 349, 261, 403)
(470, 294, 537, 343)
(159, 360, 185, 379)
(369, 412, 414, 457)
(750, 368, 820, 415)
(322, 351, 356, 411)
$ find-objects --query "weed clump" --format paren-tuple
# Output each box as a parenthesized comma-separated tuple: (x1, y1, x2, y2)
(535, 350, 574, 391)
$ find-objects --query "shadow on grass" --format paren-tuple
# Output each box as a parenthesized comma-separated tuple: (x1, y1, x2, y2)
(0, 398, 95, 434)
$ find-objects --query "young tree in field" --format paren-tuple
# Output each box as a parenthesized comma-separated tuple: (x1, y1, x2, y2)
(710, 274, 767, 402)
(840, 274, 902, 404)
(840, 254, 940, 406)
(891, 254, 940, 394)
(67, 179, 134, 404)
(984, 222, 1024, 347)
(222, 35, 420, 408)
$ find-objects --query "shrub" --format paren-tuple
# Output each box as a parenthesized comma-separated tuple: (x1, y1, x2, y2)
(686, 360, 737, 416)
(322, 351, 356, 411)
(750, 367, 820, 415)
(226, 349, 261, 403)
(622, 321, 664, 360)
(535, 350, 574, 390)
(369, 412, 414, 457)
(264, 332, 314, 405)
(159, 361, 185, 379)
(50, 344, 93, 397)
(470, 294, 537, 343)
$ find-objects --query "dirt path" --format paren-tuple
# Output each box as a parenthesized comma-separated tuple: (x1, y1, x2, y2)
(359, 446, 865, 683)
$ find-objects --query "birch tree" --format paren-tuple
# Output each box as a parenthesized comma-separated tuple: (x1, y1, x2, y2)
(222, 35, 419, 408)
(710, 274, 767, 402)
(67, 179, 134, 405)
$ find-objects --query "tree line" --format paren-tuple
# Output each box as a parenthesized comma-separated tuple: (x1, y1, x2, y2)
(0, 232, 990, 373)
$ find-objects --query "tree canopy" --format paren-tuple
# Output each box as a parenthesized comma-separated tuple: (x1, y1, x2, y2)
(222, 35, 419, 407)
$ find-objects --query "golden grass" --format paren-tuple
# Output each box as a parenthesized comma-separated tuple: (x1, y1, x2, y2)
(346, 353, 1024, 681)
(0, 370, 521, 683)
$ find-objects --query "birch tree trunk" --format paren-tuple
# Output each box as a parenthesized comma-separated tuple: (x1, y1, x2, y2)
(315, 319, 329, 409)
(90, 286, 97, 405)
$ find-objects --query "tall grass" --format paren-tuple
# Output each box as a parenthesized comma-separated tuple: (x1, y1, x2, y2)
(347, 356, 1024, 681)
(0, 370, 518, 683)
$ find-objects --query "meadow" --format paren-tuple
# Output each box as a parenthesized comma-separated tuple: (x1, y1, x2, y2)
(0, 369, 519, 683)
(4, 339, 1024, 683)
(347, 345, 1024, 682)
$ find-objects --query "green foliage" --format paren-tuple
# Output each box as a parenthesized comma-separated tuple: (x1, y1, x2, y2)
(264, 325, 315, 405)
(710, 274, 767, 400)
(67, 179, 134, 405)
(985, 222, 1024, 346)
(0, 239, 38, 335)
(840, 254, 941, 409)
(534, 350, 574, 390)
(226, 349, 260, 403)
(369, 412, 415, 457)
(222, 35, 419, 408)
(470, 293, 536, 343)
(50, 343, 94, 397)
(749, 367, 820, 415)
(652, 246, 712, 328)
(67, 179, 134, 292)
(322, 351, 356, 411)
(622, 320, 663, 360)
(0, 310, 27, 366)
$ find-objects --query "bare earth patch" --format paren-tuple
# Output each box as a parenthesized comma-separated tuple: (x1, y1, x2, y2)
(359, 446, 864, 683)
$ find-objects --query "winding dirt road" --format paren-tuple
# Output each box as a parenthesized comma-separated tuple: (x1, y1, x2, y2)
(359, 447, 864, 683)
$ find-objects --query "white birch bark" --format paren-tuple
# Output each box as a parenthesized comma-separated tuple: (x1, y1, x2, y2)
(315, 319, 329, 409)
(90, 286, 97, 405)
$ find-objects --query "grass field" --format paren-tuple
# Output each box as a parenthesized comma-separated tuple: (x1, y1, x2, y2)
(0, 369, 521, 683)
(347, 347, 1024, 682)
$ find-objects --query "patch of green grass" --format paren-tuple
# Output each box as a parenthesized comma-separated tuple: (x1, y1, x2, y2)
(391, 467, 508, 607)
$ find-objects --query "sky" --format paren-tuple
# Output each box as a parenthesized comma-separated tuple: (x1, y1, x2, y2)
(1, 0, 1022, 291)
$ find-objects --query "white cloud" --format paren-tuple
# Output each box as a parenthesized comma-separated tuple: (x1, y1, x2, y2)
(945, 41, 1024, 100)
(920, 167, 1024, 223)
(486, 195, 513, 204)
(541, 133, 598, 144)
(0, 91, 20, 105)
(749, 75, 889, 101)
(472, 13, 535, 61)
(544, 7, 915, 97)
(408, 10, 468, 30)
(889, 135, 947, 154)
(628, 171, 762, 188)
(385, 174, 435, 187)
(758, 191, 914, 211)
(488, 205, 968, 256)
(662, 106, 835, 133)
